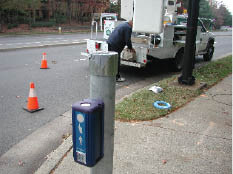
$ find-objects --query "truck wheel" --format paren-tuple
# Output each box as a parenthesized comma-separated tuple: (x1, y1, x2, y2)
(203, 44, 214, 61)
(173, 48, 184, 71)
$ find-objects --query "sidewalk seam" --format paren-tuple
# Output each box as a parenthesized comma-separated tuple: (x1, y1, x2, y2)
(207, 93, 232, 106)
(146, 124, 232, 141)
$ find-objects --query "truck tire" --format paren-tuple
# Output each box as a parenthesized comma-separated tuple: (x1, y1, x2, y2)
(203, 44, 214, 61)
(173, 48, 184, 71)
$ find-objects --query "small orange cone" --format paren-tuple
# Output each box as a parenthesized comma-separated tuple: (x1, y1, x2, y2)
(23, 82, 44, 113)
(40, 52, 49, 69)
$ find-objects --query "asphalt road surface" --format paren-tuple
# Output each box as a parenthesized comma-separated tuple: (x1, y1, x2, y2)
(0, 31, 231, 158)
(0, 33, 103, 50)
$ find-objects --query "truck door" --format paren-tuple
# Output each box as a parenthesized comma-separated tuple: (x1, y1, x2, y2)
(198, 20, 209, 52)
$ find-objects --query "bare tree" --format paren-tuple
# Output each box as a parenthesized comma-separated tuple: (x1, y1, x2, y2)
(67, 0, 72, 24)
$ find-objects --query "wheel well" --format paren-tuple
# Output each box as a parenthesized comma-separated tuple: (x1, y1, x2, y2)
(205, 38, 215, 51)
(208, 38, 215, 45)
(175, 47, 184, 57)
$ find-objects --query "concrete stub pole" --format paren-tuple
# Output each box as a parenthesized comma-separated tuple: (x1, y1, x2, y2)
(89, 52, 118, 174)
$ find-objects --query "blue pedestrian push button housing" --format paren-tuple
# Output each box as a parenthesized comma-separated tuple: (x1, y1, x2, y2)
(72, 99, 104, 167)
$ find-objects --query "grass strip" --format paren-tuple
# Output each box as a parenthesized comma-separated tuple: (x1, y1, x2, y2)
(116, 55, 232, 121)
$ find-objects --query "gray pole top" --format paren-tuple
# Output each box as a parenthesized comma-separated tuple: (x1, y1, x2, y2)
(89, 52, 118, 77)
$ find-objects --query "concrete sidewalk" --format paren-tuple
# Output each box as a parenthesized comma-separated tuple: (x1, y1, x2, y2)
(36, 75, 232, 174)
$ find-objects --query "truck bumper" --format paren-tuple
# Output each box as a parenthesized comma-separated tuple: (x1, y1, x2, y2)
(121, 60, 146, 68)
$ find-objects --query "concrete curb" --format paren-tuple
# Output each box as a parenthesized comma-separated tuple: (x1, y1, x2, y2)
(35, 136, 73, 174)
(0, 112, 72, 174)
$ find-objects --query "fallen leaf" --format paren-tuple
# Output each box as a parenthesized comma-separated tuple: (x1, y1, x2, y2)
(223, 112, 229, 115)
(172, 120, 184, 126)
(162, 160, 167, 164)
(18, 160, 25, 166)
(62, 133, 70, 140)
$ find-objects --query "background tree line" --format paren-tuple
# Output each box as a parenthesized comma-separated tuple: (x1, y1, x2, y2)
(0, 0, 109, 30)
(0, 0, 231, 30)
(182, 0, 232, 29)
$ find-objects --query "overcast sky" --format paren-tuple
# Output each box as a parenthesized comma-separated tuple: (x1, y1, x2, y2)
(218, 0, 233, 13)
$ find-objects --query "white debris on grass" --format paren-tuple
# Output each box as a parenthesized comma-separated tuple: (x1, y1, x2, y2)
(149, 86, 163, 93)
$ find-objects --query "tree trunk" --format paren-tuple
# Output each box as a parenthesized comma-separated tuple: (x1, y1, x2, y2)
(67, 0, 71, 24)
(48, 0, 50, 21)
(33, 9, 36, 24)
(0, 11, 2, 32)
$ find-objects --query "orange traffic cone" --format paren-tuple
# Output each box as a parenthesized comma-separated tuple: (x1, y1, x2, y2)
(40, 52, 49, 69)
(23, 82, 44, 113)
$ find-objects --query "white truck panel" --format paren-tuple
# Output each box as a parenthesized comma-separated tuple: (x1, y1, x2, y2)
(133, 0, 164, 34)
(135, 47, 148, 63)
(148, 47, 179, 59)
(121, 0, 134, 21)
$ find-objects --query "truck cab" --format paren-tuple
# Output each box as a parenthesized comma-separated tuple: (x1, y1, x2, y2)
(176, 15, 215, 61)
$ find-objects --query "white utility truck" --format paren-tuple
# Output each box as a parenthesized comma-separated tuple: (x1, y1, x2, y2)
(82, 0, 215, 71)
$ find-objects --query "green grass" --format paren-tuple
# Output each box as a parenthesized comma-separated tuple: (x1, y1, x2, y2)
(116, 55, 232, 121)
(194, 56, 232, 86)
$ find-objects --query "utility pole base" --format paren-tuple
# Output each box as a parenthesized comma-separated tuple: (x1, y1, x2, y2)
(178, 75, 195, 86)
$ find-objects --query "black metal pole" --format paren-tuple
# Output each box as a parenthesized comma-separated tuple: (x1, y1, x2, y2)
(178, 0, 200, 85)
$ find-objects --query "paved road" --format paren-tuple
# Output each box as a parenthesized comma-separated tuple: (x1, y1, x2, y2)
(0, 33, 104, 50)
(0, 31, 231, 159)
(0, 45, 89, 156)
(212, 31, 232, 59)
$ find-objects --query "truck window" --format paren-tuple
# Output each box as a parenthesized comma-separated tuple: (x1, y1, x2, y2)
(177, 17, 187, 25)
(198, 20, 207, 32)
(168, 1, 175, 5)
